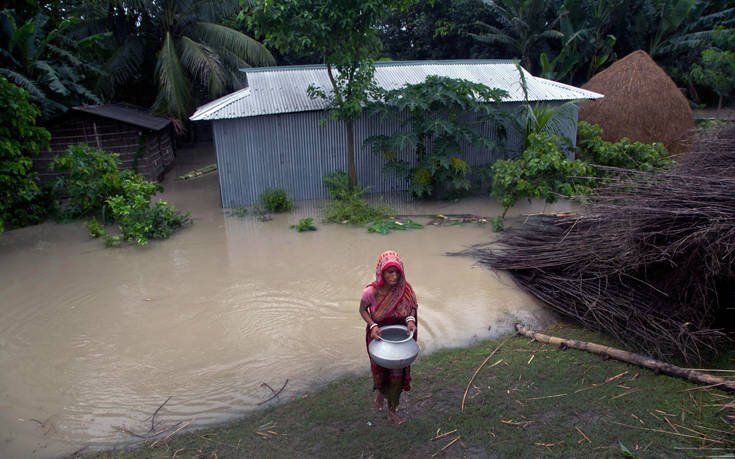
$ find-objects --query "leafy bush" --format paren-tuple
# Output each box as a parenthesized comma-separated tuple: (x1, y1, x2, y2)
(0, 77, 52, 232)
(322, 170, 392, 225)
(575, 122, 673, 172)
(490, 123, 675, 219)
(291, 217, 317, 232)
(491, 132, 594, 216)
(53, 145, 190, 246)
(102, 195, 189, 246)
(259, 188, 294, 212)
(51, 144, 128, 219)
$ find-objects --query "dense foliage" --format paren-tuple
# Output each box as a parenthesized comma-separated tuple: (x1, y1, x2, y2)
(0, 77, 52, 232)
(690, 27, 735, 112)
(575, 121, 674, 171)
(491, 132, 594, 215)
(377, 0, 734, 102)
(0, 9, 104, 120)
(321, 170, 392, 225)
(490, 122, 673, 216)
(366, 75, 509, 198)
(52, 145, 190, 246)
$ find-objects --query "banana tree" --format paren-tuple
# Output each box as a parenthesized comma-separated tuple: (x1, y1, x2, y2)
(0, 10, 105, 119)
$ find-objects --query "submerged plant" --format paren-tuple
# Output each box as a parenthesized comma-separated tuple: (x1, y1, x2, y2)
(291, 217, 317, 232)
(321, 170, 392, 225)
(367, 218, 423, 235)
(260, 188, 294, 213)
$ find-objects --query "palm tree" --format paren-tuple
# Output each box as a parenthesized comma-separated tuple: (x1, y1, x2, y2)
(150, 0, 275, 129)
(75, 0, 275, 131)
(470, 0, 564, 73)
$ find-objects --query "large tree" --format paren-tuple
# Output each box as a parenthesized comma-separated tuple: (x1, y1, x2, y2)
(248, 0, 414, 188)
(73, 0, 275, 131)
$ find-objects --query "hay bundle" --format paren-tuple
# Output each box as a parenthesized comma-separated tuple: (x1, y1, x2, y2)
(579, 50, 696, 154)
(459, 125, 735, 363)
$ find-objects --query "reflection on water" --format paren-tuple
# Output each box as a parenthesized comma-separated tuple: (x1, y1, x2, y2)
(0, 143, 565, 458)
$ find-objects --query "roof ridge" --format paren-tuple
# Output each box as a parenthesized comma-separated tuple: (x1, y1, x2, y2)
(241, 59, 520, 73)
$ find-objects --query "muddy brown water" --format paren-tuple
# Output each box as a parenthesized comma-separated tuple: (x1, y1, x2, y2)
(0, 143, 566, 457)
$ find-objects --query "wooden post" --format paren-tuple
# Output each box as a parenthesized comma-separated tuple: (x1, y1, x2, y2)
(515, 324, 735, 392)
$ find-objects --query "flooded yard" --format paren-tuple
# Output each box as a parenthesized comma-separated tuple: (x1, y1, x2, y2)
(0, 143, 565, 457)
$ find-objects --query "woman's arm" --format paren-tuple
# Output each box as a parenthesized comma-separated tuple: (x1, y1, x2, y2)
(359, 298, 381, 339)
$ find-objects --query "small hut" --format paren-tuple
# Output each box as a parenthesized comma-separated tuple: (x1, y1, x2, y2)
(579, 50, 695, 154)
(37, 104, 175, 184)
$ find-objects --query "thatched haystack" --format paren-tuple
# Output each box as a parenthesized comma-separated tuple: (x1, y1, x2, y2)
(579, 50, 695, 154)
(456, 125, 735, 364)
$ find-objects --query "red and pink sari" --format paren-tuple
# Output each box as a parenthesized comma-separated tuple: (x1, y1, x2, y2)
(363, 251, 418, 401)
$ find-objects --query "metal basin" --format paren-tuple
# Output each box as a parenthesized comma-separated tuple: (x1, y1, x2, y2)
(368, 325, 419, 369)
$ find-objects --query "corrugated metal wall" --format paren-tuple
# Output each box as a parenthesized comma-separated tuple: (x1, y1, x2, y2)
(213, 102, 577, 207)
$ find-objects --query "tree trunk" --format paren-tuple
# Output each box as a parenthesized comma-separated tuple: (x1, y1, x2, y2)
(515, 324, 735, 392)
(346, 119, 357, 189)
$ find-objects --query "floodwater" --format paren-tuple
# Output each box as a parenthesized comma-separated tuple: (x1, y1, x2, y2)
(0, 143, 566, 458)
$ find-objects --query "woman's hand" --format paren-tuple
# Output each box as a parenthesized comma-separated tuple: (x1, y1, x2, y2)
(370, 325, 382, 340)
(407, 321, 417, 334)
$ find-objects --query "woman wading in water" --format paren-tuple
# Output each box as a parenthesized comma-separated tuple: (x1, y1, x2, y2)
(359, 250, 418, 424)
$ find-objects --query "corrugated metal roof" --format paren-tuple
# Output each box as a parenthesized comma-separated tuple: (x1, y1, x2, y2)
(191, 60, 603, 121)
(73, 103, 171, 130)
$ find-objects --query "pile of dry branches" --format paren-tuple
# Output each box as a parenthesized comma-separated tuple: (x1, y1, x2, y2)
(458, 126, 735, 363)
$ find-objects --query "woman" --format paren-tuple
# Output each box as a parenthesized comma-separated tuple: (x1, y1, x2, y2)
(359, 250, 418, 425)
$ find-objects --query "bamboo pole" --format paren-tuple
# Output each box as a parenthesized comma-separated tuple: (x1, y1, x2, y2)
(515, 324, 735, 392)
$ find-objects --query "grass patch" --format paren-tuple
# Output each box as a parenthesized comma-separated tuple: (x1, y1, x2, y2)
(89, 322, 735, 458)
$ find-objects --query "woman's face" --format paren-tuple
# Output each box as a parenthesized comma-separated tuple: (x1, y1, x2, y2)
(382, 266, 401, 287)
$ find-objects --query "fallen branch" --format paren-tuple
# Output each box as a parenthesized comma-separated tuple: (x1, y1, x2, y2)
(258, 379, 289, 405)
(515, 324, 735, 392)
(431, 436, 461, 457)
(462, 339, 510, 412)
(150, 419, 194, 448)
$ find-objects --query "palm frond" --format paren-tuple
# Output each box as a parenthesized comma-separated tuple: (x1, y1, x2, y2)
(178, 35, 226, 97)
(32, 60, 71, 96)
(0, 68, 43, 99)
(69, 81, 102, 104)
(194, 22, 275, 67)
(152, 32, 192, 121)
(103, 36, 145, 90)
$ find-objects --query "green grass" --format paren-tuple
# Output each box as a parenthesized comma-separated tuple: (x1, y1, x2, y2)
(89, 322, 735, 458)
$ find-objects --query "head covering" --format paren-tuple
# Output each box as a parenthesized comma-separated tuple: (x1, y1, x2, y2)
(369, 250, 417, 321)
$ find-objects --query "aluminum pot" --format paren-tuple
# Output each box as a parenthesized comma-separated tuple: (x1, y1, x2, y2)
(368, 325, 419, 369)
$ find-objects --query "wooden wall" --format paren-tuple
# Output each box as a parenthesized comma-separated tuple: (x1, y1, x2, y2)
(36, 113, 174, 184)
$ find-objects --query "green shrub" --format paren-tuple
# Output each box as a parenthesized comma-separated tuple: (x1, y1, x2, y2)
(322, 170, 392, 225)
(491, 132, 594, 216)
(51, 144, 132, 219)
(575, 122, 674, 172)
(103, 195, 189, 246)
(53, 145, 190, 246)
(491, 123, 675, 217)
(259, 188, 294, 212)
(0, 77, 52, 231)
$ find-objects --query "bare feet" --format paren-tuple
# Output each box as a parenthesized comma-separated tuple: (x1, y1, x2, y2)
(387, 409, 406, 425)
(374, 392, 384, 411)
